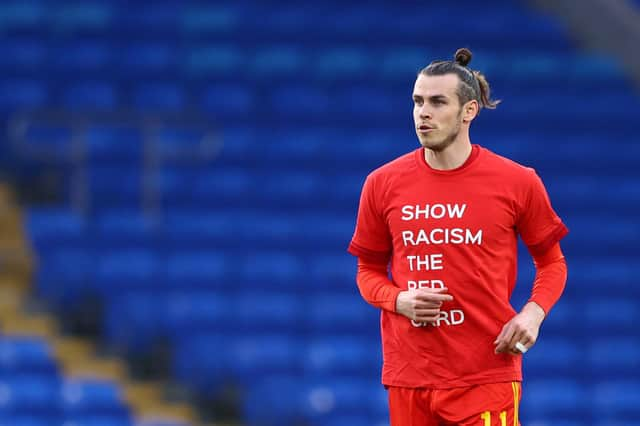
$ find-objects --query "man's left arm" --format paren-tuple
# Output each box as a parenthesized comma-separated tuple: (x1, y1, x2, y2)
(494, 242, 567, 354)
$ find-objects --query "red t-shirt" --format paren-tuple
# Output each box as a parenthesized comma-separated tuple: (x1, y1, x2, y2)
(348, 145, 568, 389)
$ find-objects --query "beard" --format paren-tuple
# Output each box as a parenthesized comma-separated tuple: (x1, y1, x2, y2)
(419, 120, 461, 152)
(417, 108, 463, 152)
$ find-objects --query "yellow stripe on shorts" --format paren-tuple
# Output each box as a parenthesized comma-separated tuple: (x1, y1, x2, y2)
(511, 382, 520, 426)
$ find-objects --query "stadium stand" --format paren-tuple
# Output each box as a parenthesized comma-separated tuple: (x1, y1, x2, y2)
(0, 1, 638, 425)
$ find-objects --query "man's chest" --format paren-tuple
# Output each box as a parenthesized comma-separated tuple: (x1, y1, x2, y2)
(382, 179, 518, 252)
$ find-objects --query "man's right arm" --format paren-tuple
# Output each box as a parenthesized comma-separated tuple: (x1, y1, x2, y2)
(356, 258, 454, 324)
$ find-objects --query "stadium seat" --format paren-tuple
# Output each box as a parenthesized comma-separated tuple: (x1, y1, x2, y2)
(302, 336, 381, 378)
(163, 292, 231, 337)
(35, 247, 93, 308)
(133, 83, 185, 113)
(521, 379, 586, 417)
(0, 79, 47, 110)
(304, 293, 379, 336)
(587, 339, 640, 378)
(0, 337, 57, 376)
(85, 125, 143, 162)
(591, 381, 640, 418)
(0, 39, 46, 71)
(61, 378, 129, 417)
(94, 248, 161, 294)
(63, 82, 118, 111)
(0, 375, 61, 416)
(183, 45, 244, 78)
(120, 42, 177, 76)
(165, 250, 231, 290)
(26, 208, 85, 251)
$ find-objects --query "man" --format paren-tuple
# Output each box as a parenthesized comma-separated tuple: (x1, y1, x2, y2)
(348, 48, 568, 425)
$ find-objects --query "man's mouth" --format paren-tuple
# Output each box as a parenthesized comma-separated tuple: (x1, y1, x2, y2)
(418, 124, 435, 132)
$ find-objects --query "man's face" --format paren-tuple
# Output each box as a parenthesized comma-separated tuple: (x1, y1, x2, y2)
(412, 73, 464, 152)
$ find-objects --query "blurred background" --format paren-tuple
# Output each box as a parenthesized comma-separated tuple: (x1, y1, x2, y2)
(0, 0, 638, 425)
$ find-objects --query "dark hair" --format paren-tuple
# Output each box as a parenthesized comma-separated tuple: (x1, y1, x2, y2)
(419, 48, 500, 112)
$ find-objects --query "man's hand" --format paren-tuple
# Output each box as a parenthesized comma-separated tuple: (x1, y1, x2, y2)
(494, 302, 546, 355)
(395, 288, 453, 325)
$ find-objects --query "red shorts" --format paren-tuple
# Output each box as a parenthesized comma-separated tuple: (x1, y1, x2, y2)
(388, 381, 521, 426)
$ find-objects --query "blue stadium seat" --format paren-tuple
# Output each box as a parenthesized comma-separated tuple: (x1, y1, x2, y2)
(0, 337, 57, 375)
(180, 4, 241, 36)
(269, 85, 330, 117)
(26, 208, 85, 251)
(63, 82, 117, 110)
(0, 39, 46, 71)
(591, 381, 640, 418)
(588, 338, 640, 378)
(183, 45, 244, 78)
(524, 338, 583, 378)
(85, 125, 143, 162)
(94, 210, 158, 247)
(172, 334, 230, 392)
(307, 253, 357, 290)
(236, 293, 300, 333)
(22, 123, 73, 161)
(201, 84, 253, 117)
(0, 375, 61, 416)
(522, 379, 586, 417)
(154, 125, 211, 160)
(163, 292, 230, 337)
(53, 42, 113, 73)
(0, 79, 47, 110)
(165, 251, 230, 290)
(0, 416, 56, 426)
(584, 300, 639, 335)
(94, 248, 161, 294)
(239, 252, 304, 291)
(87, 167, 143, 208)
(62, 417, 132, 426)
(302, 337, 381, 378)
(120, 42, 177, 76)
(50, 3, 112, 33)
(61, 379, 129, 417)
(243, 376, 304, 426)
(228, 335, 303, 384)
(35, 248, 93, 308)
(312, 48, 371, 81)
(304, 293, 379, 336)
(133, 83, 185, 112)
(251, 45, 305, 77)
(299, 378, 381, 420)
(104, 292, 166, 352)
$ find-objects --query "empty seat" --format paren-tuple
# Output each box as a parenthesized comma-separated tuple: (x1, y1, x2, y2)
(22, 123, 73, 160)
(104, 292, 166, 352)
(165, 251, 231, 290)
(312, 48, 371, 81)
(0, 79, 47, 110)
(251, 45, 305, 77)
(26, 208, 85, 251)
(300, 378, 381, 420)
(588, 339, 640, 378)
(120, 42, 177, 76)
(307, 253, 357, 290)
(87, 167, 143, 208)
(180, 4, 240, 35)
(304, 293, 379, 335)
(584, 300, 639, 335)
(85, 125, 143, 162)
(522, 379, 586, 417)
(183, 45, 244, 78)
(591, 381, 640, 418)
(63, 82, 117, 110)
(302, 337, 381, 378)
(94, 210, 158, 247)
(53, 41, 113, 73)
(524, 338, 583, 378)
(163, 292, 230, 337)
(62, 379, 128, 416)
(0, 337, 57, 375)
(36, 248, 93, 308)
(0, 39, 46, 70)
(236, 292, 300, 332)
(201, 84, 253, 117)
(269, 85, 330, 117)
(94, 248, 162, 294)
(133, 83, 185, 112)
(239, 252, 304, 290)
(0, 375, 61, 416)
(50, 3, 112, 33)
(0, 3, 45, 32)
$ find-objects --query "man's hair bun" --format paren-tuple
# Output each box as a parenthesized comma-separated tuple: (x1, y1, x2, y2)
(454, 48, 472, 67)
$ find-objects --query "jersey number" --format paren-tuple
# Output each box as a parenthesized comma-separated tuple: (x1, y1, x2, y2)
(480, 411, 507, 426)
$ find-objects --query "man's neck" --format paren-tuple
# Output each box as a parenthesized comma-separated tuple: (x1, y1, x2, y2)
(424, 139, 473, 171)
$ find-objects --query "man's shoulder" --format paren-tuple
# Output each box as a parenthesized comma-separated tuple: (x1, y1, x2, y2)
(368, 149, 418, 181)
(479, 146, 537, 179)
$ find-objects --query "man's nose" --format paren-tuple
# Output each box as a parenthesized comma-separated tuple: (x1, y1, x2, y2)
(419, 105, 432, 119)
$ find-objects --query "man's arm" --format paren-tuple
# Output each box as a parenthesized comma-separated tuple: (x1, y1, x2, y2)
(357, 258, 453, 324)
(494, 242, 567, 354)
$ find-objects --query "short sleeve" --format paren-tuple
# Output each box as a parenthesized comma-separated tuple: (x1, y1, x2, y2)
(516, 169, 569, 257)
(347, 174, 392, 263)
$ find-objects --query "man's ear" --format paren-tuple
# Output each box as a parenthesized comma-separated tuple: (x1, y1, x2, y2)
(462, 100, 479, 123)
